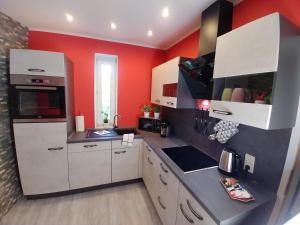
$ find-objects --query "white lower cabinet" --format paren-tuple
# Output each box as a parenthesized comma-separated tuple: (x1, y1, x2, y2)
(68, 141, 112, 189)
(176, 183, 217, 225)
(112, 140, 141, 182)
(13, 123, 69, 195)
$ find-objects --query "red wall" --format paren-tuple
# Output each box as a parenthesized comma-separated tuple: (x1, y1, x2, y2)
(165, 0, 300, 58)
(29, 31, 165, 128)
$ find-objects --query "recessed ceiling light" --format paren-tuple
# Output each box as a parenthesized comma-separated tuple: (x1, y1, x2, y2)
(111, 22, 117, 30)
(147, 30, 153, 36)
(162, 7, 169, 18)
(65, 13, 73, 22)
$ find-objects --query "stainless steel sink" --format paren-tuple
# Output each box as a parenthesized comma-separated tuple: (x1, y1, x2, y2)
(86, 128, 139, 138)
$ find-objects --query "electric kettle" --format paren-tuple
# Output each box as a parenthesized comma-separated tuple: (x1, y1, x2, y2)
(218, 148, 242, 175)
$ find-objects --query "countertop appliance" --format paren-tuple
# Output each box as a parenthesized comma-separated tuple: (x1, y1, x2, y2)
(160, 120, 170, 137)
(162, 146, 218, 173)
(218, 148, 242, 175)
(138, 117, 161, 133)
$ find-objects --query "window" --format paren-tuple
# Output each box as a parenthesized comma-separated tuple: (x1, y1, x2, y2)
(94, 54, 118, 128)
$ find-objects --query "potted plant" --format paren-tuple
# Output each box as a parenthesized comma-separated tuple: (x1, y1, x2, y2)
(101, 111, 109, 127)
(153, 106, 161, 119)
(141, 105, 152, 118)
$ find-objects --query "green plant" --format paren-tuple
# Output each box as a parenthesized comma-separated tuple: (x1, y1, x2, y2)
(153, 106, 161, 113)
(141, 104, 152, 113)
(101, 111, 109, 123)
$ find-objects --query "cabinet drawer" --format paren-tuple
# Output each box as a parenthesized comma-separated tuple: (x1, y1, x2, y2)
(68, 141, 111, 153)
(68, 150, 111, 189)
(210, 100, 272, 129)
(177, 184, 217, 225)
(10, 49, 66, 77)
(112, 139, 141, 149)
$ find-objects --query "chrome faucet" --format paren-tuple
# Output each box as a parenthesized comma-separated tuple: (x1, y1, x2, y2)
(113, 114, 121, 128)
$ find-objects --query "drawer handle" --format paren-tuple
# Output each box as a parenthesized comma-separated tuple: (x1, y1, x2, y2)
(147, 157, 153, 165)
(159, 174, 167, 186)
(146, 145, 151, 152)
(114, 150, 126, 154)
(180, 204, 194, 224)
(187, 200, 203, 221)
(160, 163, 168, 173)
(212, 109, 232, 115)
(155, 99, 160, 103)
(167, 101, 174, 105)
(48, 147, 63, 151)
(158, 196, 166, 210)
(83, 144, 97, 148)
(28, 68, 45, 72)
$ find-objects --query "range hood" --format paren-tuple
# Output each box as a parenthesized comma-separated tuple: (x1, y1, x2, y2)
(180, 0, 233, 99)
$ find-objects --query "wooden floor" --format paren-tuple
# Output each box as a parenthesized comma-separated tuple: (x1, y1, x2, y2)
(0, 182, 162, 225)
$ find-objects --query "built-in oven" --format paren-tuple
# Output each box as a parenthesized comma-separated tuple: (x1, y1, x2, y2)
(10, 74, 66, 123)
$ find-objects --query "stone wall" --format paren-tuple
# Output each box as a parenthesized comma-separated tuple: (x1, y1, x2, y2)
(0, 11, 28, 219)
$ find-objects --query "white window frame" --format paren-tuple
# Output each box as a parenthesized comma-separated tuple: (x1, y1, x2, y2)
(94, 53, 118, 128)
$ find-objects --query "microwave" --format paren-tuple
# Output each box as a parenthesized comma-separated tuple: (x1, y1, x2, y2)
(138, 117, 161, 133)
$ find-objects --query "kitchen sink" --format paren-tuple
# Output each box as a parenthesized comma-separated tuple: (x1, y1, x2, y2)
(86, 128, 139, 138)
(162, 146, 218, 173)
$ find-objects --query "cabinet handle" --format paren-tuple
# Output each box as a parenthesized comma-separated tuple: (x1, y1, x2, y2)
(187, 200, 203, 221)
(159, 174, 167, 186)
(160, 163, 168, 173)
(146, 145, 151, 152)
(180, 204, 194, 224)
(28, 68, 45, 72)
(212, 109, 232, 115)
(147, 157, 153, 165)
(114, 150, 126, 154)
(83, 144, 97, 148)
(158, 196, 166, 210)
(48, 147, 63, 151)
(155, 99, 160, 103)
(167, 101, 174, 105)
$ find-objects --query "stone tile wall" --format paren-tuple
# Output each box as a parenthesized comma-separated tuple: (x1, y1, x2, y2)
(0, 11, 28, 219)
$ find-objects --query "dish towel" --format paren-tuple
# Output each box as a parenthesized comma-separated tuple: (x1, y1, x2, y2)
(122, 133, 135, 146)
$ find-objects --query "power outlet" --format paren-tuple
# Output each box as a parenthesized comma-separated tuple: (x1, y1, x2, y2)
(244, 154, 255, 174)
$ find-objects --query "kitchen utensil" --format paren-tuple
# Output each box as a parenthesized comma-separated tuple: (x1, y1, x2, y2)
(218, 148, 242, 175)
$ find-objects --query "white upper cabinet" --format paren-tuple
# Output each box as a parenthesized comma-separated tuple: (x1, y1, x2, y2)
(10, 49, 66, 77)
(210, 13, 300, 130)
(214, 13, 280, 78)
(151, 57, 194, 109)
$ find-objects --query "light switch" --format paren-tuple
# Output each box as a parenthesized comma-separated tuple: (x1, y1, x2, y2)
(244, 153, 255, 174)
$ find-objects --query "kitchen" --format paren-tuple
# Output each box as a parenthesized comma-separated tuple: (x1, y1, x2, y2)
(0, 0, 300, 225)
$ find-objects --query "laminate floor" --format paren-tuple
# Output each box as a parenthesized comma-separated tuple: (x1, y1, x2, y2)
(0, 182, 162, 225)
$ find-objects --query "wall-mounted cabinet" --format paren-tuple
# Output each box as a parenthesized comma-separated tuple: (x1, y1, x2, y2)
(210, 13, 300, 130)
(151, 57, 194, 109)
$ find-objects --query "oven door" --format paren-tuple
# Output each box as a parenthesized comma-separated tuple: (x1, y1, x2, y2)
(11, 85, 66, 123)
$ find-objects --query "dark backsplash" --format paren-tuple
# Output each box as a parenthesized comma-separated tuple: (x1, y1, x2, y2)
(163, 107, 292, 192)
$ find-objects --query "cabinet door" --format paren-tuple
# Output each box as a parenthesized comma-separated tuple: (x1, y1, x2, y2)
(214, 13, 280, 78)
(151, 67, 163, 105)
(13, 123, 69, 195)
(112, 147, 139, 182)
(10, 49, 66, 77)
(142, 143, 157, 200)
(176, 184, 217, 225)
(68, 150, 111, 189)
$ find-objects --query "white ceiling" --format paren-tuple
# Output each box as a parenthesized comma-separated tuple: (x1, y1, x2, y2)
(0, 0, 242, 50)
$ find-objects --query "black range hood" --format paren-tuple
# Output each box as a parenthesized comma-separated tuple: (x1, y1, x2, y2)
(180, 0, 233, 99)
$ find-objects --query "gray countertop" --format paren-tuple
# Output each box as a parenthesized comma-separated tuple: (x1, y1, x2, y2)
(67, 129, 276, 224)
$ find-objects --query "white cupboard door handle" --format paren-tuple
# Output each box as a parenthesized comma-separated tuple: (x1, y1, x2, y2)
(159, 174, 167, 186)
(83, 144, 97, 148)
(28, 68, 45, 72)
(146, 145, 151, 152)
(48, 147, 64, 151)
(187, 200, 203, 221)
(158, 196, 166, 210)
(160, 163, 168, 173)
(212, 109, 232, 115)
(180, 204, 194, 224)
(114, 150, 126, 154)
(155, 99, 160, 103)
(167, 101, 174, 105)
